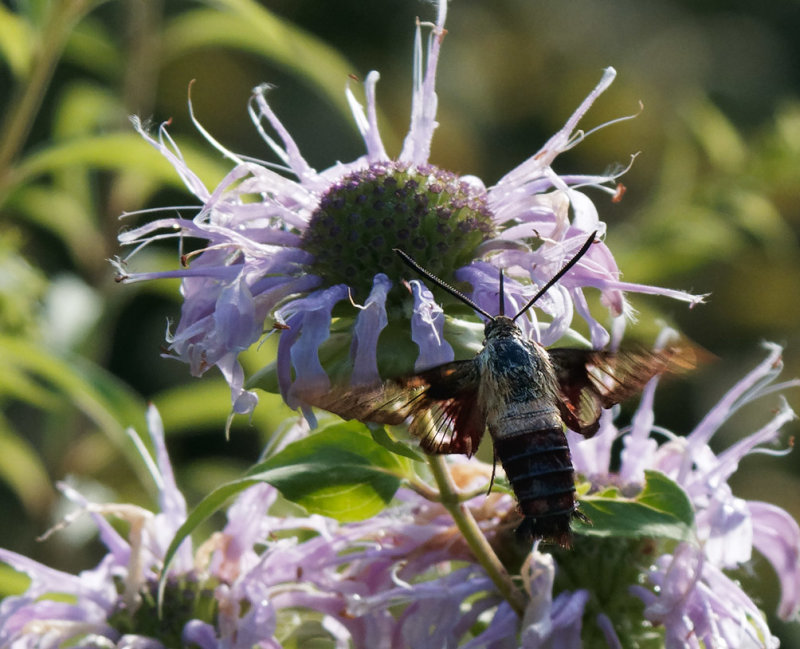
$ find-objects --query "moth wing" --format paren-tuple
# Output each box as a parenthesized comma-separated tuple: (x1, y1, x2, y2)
(548, 345, 696, 437)
(305, 360, 487, 457)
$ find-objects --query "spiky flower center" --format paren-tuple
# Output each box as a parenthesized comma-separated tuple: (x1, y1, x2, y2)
(301, 162, 495, 301)
(108, 574, 218, 647)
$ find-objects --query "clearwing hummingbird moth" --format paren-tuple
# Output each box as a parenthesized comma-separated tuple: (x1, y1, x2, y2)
(304, 232, 696, 546)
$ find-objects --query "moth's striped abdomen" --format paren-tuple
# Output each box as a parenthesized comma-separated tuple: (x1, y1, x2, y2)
(490, 410, 576, 547)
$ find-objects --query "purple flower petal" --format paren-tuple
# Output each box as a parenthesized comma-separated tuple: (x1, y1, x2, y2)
(455, 260, 527, 320)
(748, 501, 800, 620)
(346, 71, 388, 163)
(399, 0, 447, 165)
(212, 484, 276, 583)
(568, 410, 617, 478)
(547, 590, 590, 648)
(596, 613, 623, 649)
(276, 285, 350, 408)
(460, 603, 518, 649)
(704, 398, 795, 487)
(228, 590, 277, 649)
(130, 116, 210, 201)
(181, 621, 218, 649)
(217, 351, 259, 415)
(401, 598, 462, 649)
(248, 84, 319, 188)
(350, 273, 391, 385)
(491, 67, 617, 203)
(569, 285, 610, 348)
(409, 279, 454, 371)
(117, 635, 167, 649)
(142, 406, 193, 570)
(618, 378, 661, 484)
(213, 278, 262, 353)
(698, 490, 753, 567)
(0, 549, 97, 599)
(688, 343, 784, 450)
(56, 481, 130, 566)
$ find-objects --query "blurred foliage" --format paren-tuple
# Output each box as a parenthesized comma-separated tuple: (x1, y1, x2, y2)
(0, 0, 799, 643)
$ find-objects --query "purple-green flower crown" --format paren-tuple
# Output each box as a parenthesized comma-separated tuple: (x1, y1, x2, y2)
(114, 0, 703, 420)
(303, 162, 495, 304)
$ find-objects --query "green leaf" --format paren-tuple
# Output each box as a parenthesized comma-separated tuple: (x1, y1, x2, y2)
(63, 16, 122, 80)
(0, 5, 33, 77)
(9, 185, 106, 268)
(249, 420, 409, 521)
(52, 82, 122, 139)
(574, 470, 695, 542)
(637, 470, 695, 527)
(0, 336, 151, 491)
(369, 425, 425, 462)
(0, 563, 30, 598)
(12, 133, 230, 193)
(0, 419, 55, 514)
(162, 2, 364, 130)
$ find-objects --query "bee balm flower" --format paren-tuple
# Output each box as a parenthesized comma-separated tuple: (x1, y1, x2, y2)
(115, 0, 703, 419)
(566, 340, 800, 648)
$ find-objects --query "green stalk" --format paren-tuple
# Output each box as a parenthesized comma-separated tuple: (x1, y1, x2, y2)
(0, 0, 98, 187)
(427, 454, 527, 616)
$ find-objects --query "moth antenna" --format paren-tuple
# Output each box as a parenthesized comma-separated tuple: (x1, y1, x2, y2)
(393, 248, 495, 321)
(498, 270, 505, 317)
(512, 231, 598, 322)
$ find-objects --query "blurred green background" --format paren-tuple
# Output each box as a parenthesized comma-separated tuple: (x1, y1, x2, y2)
(1, 0, 799, 643)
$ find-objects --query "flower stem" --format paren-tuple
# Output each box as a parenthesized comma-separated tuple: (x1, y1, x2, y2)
(427, 454, 527, 616)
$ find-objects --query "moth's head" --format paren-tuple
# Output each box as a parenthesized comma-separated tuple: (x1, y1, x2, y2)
(484, 315, 519, 340)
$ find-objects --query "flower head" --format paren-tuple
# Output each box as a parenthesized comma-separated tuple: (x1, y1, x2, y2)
(115, 1, 703, 419)
(2, 351, 797, 648)
(563, 340, 800, 648)
(0, 408, 570, 649)
(0, 406, 192, 649)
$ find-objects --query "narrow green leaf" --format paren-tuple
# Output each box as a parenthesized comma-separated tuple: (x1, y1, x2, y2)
(12, 133, 229, 192)
(8, 185, 105, 268)
(52, 82, 121, 139)
(574, 470, 695, 542)
(0, 336, 151, 490)
(0, 421, 55, 514)
(0, 361, 58, 408)
(162, 4, 359, 128)
(0, 6, 33, 78)
(63, 16, 122, 80)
